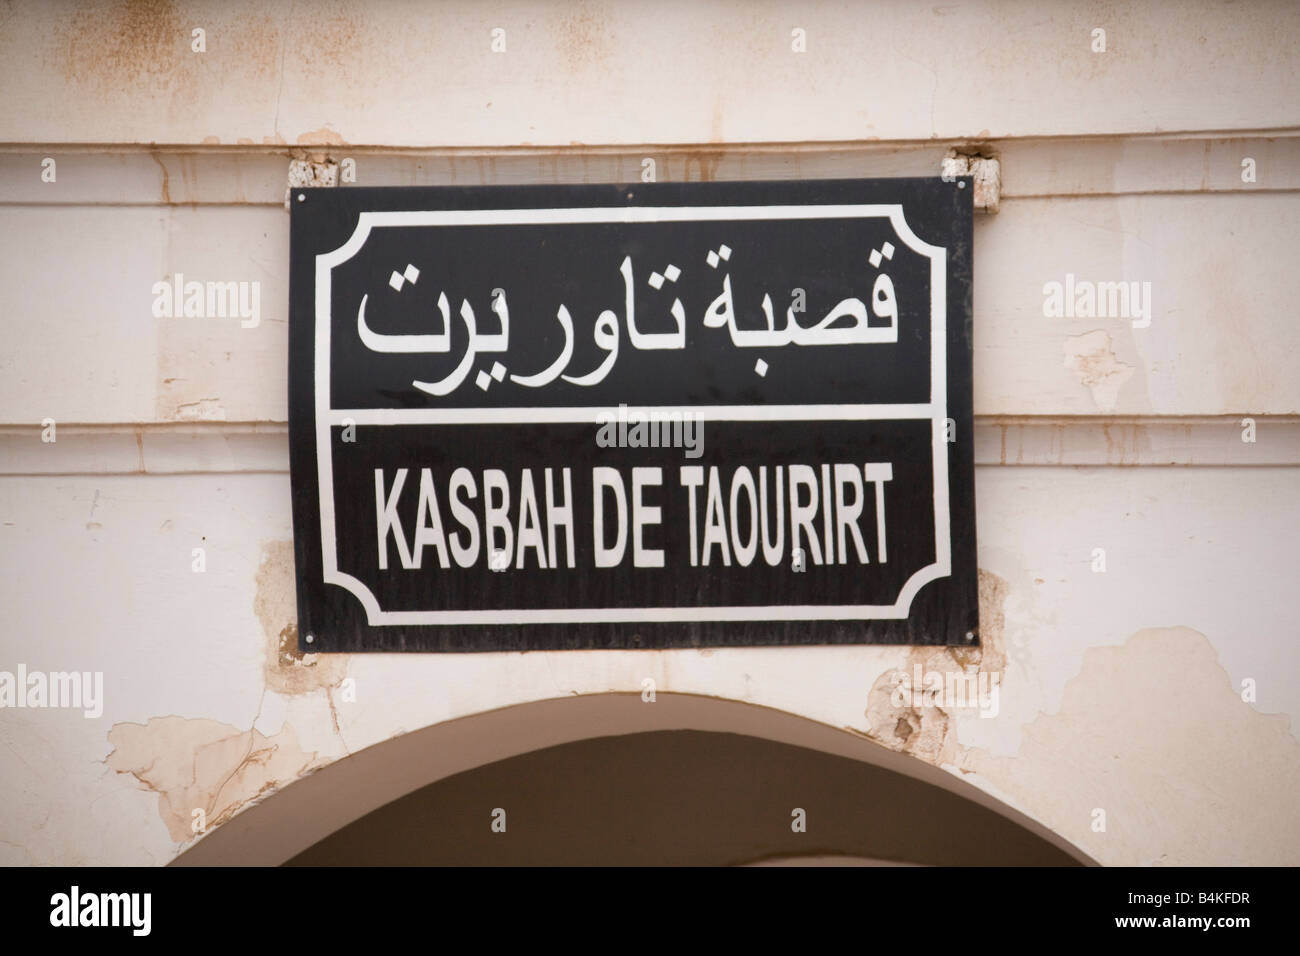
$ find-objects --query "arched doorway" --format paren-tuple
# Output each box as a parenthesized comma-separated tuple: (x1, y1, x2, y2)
(173, 693, 1092, 866)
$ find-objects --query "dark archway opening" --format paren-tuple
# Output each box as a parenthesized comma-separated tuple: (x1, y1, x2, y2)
(287, 730, 1081, 866)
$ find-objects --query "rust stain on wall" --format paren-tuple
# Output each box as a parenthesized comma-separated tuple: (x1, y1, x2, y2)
(674, 150, 724, 182)
(58, 0, 183, 90)
(1099, 422, 1148, 465)
(295, 11, 364, 74)
(151, 152, 171, 203)
(106, 716, 323, 843)
(214, 11, 281, 83)
(557, 2, 612, 72)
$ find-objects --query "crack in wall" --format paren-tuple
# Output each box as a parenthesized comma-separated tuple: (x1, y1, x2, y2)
(1063, 330, 1135, 412)
(862, 569, 1009, 764)
(104, 539, 351, 845)
(861, 574, 1300, 864)
(105, 715, 323, 844)
(955, 627, 1300, 865)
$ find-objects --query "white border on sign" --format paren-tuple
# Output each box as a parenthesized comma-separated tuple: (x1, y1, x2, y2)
(314, 204, 949, 625)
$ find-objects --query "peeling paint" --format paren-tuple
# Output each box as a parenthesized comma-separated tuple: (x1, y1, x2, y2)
(942, 149, 1001, 212)
(295, 126, 348, 147)
(955, 627, 1300, 865)
(99, 540, 350, 847)
(284, 158, 338, 209)
(253, 539, 347, 698)
(859, 575, 1300, 865)
(1063, 330, 1134, 411)
(862, 569, 1009, 763)
(286, 158, 338, 188)
(105, 716, 322, 843)
(174, 398, 226, 421)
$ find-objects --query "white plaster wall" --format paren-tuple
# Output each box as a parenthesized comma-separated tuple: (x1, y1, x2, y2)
(0, 0, 1297, 866)
(3, 0, 1296, 145)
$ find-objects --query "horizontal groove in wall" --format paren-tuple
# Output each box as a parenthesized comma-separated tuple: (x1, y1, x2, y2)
(4, 127, 1300, 152)
(0, 133, 1295, 206)
(0, 418, 1294, 475)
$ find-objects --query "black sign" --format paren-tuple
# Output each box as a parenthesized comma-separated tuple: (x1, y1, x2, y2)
(289, 179, 976, 652)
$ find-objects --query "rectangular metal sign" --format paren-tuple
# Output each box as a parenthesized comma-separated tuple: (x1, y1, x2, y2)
(289, 179, 976, 651)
